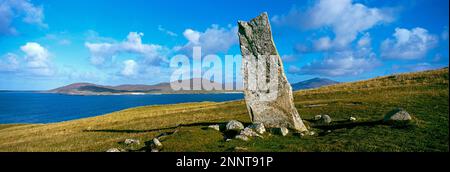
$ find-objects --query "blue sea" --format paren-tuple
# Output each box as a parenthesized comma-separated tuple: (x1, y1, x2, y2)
(0, 91, 243, 124)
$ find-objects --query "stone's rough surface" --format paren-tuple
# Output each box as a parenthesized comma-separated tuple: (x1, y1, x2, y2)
(208, 124, 221, 131)
(124, 139, 140, 145)
(238, 12, 308, 132)
(384, 108, 412, 122)
(249, 123, 266, 134)
(226, 120, 245, 131)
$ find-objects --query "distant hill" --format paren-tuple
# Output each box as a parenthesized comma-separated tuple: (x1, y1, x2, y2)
(49, 77, 339, 95)
(291, 78, 339, 91)
(48, 78, 240, 95)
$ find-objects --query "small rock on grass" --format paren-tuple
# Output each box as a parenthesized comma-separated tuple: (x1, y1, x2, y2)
(320, 115, 332, 124)
(349, 117, 357, 121)
(124, 139, 140, 145)
(106, 148, 125, 152)
(152, 138, 163, 147)
(314, 115, 322, 120)
(208, 124, 221, 131)
(384, 108, 412, 122)
(234, 147, 248, 151)
(235, 135, 249, 141)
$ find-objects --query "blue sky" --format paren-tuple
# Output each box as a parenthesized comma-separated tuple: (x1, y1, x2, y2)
(0, 0, 448, 90)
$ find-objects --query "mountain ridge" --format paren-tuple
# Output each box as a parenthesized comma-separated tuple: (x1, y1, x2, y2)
(49, 77, 339, 95)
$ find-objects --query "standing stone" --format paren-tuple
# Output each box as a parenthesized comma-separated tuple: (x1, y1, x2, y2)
(238, 12, 308, 132)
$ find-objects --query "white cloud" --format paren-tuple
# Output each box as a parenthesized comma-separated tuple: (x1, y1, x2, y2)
(281, 54, 297, 62)
(158, 25, 177, 37)
(0, 0, 47, 35)
(121, 59, 138, 77)
(183, 29, 200, 44)
(178, 25, 238, 54)
(20, 42, 54, 76)
(313, 37, 332, 51)
(357, 33, 371, 48)
(442, 27, 449, 41)
(392, 63, 444, 73)
(44, 33, 72, 45)
(272, 0, 392, 49)
(0, 53, 19, 72)
(381, 27, 438, 60)
(85, 32, 169, 66)
(289, 51, 379, 76)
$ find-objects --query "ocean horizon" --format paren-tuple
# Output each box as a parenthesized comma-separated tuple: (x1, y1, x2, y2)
(0, 91, 243, 124)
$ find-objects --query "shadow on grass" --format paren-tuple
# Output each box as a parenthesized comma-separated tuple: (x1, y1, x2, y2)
(82, 122, 251, 133)
(312, 120, 384, 130)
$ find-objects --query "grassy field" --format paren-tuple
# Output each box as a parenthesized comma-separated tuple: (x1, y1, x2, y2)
(0, 68, 448, 152)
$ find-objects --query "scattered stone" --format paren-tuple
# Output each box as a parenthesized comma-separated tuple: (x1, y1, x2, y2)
(238, 12, 308, 132)
(124, 139, 140, 145)
(314, 115, 322, 120)
(226, 139, 232, 142)
(106, 148, 125, 152)
(208, 124, 221, 131)
(240, 127, 263, 138)
(151, 149, 159, 152)
(349, 116, 357, 121)
(226, 120, 244, 131)
(248, 123, 266, 134)
(234, 147, 248, 151)
(309, 131, 316, 136)
(152, 138, 163, 148)
(327, 130, 332, 133)
(235, 135, 249, 141)
(319, 115, 332, 125)
(384, 108, 412, 122)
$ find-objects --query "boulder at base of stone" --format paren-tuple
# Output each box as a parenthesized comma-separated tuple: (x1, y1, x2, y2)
(235, 135, 249, 141)
(384, 108, 412, 122)
(240, 128, 263, 138)
(226, 120, 245, 131)
(248, 123, 266, 134)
